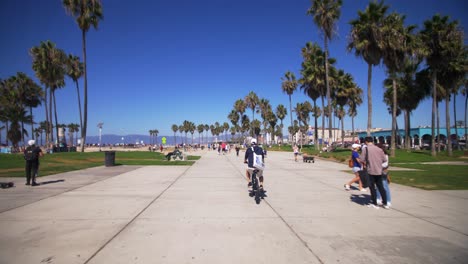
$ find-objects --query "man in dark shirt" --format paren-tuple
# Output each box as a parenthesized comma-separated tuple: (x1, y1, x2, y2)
(24, 140, 43, 186)
(244, 138, 265, 189)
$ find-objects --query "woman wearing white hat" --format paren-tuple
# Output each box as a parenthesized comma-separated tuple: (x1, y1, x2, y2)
(344, 143, 365, 191)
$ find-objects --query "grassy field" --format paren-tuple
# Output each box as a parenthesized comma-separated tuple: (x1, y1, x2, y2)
(266, 145, 468, 190)
(0, 151, 199, 178)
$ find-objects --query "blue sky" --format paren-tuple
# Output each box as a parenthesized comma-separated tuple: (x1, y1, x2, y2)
(1, 0, 467, 137)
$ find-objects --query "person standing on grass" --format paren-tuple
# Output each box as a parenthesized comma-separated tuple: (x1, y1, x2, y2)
(344, 144, 365, 191)
(360, 137, 389, 209)
(24, 140, 43, 186)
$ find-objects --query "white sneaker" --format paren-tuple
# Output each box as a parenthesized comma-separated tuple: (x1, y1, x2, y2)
(387, 202, 392, 207)
(344, 184, 350, 190)
(383, 204, 390, 209)
(376, 199, 382, 205)
(360, 188, 367, 192)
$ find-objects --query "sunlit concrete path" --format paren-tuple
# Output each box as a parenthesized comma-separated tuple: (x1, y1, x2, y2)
(0, 150, 467, 264)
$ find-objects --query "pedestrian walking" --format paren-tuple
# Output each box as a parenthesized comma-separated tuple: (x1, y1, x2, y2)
(360, 137, 389, 209)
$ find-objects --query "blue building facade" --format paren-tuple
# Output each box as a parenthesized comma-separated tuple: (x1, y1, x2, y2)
(356, 127, 467, 147)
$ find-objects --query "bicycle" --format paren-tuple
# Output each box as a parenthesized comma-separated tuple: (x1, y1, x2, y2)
(248, 168, 265, 204)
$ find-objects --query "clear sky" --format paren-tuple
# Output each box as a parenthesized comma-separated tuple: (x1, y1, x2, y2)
(1, 0, 467, 137)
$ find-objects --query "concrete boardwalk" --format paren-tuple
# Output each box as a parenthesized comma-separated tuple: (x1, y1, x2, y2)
(0, 150, 467, 264)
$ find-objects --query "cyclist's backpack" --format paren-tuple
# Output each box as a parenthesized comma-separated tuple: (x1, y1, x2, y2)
(24, 146, 36, 161)
(252, 147, 265, 171)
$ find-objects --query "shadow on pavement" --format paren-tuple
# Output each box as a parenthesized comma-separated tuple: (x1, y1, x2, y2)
(350, 193, 370, 205)
(37, 179, 65, 186)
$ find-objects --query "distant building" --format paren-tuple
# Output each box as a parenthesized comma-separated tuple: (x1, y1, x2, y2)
(356, 127, 467, 148)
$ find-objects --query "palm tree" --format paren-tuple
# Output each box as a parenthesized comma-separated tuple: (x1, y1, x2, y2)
(420, 15, 462, 156)
(204, 124, 209, 144)
(381, 12, 417, 157)
(281, 71, 298, 140)
(63, 0, 103, 152)
(307, 0, 342, 142)
(197, 124, 205, 144)
(30, 41, 67, 147)
(223, 122, 229, 141)
(244, 91, 259, 136)
(438, 44, 466, 155)
(178, 125, 184, 145)
(228, 109, 240, 139)
(347, 82, 364, 144)
(348, 0, 388, 136)
(171, 124, 178, 146)
(275, 104, 287, 142)
(66, 54, 84, 138)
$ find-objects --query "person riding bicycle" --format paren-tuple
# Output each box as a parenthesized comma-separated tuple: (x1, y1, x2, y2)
(244, 138, 265, 190)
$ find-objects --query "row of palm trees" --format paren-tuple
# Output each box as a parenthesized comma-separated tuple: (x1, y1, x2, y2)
(1, 1, 103, 152)
(285, 0, 466, 157)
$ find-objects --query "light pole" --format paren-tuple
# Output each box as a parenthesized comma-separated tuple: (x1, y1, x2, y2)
(97, 122, 104, 151)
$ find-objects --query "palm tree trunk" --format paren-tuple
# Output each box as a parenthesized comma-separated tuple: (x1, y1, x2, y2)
(289, 95, 293, 141)
(431, 72, 437, 156)
(49, 88, 54, 145)
(446, 94, 452, 156)
(81, 29, 88, 152)
(44, 87, 49, 147)
(75, 81, 83, 135)
(53, 92, 59, 146)
(321, 96, 325, 145)
(341, 117, 345, 146)
(313, 101, 319, 150)
(404, 110, 410, 149)
(391, 79, 397, 157)
(453, 92, 459, 150)
(352, 116, 355, 143)
(324, 38, 332, 142)
(437, 101, 440, 152)
(29, 106, 35, 140)
(465, 92, 467, 140)
(367, 63, 373, 136)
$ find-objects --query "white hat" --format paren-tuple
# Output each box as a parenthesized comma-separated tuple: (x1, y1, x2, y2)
(352, 143, 360, 149)
(28, 140, 35, 146)
(251, 138, 257, 144)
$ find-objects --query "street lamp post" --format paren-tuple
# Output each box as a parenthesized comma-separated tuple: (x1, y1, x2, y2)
(97, 122, 104, 152)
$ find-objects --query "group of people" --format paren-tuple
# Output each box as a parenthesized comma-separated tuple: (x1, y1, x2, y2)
(345, 137, 392, 209)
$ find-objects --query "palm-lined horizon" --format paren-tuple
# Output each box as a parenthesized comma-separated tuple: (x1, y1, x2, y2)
(1, 1, 466, 158)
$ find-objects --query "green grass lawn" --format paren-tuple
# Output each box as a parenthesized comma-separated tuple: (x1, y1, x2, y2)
(266, 144, 468, 190)
(0, 151, 199, 178)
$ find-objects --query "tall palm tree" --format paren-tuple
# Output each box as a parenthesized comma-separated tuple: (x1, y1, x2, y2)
(15, 73, 43, 142)
(204, 124, 209, 144)
(348, 0, 388, 136)
(244, 91, 259, 136)
(63, 0, 103, 152)
(420, 15, 462, 156)
(307, 0, 342, 142)
(223, 122, 229, 141)
(197, 124, 205, 144)
(347, 83, 363, 143)
(66, 54, 84, 137)
(275, 104, 287, 128)
(30, 41, 66, 146)
(438, 43, 466, 155)
(281, 71, 298, 139)
(178, 125, 184, 145)
(171, 124, 178, 145)
(381, 12, 417, 157)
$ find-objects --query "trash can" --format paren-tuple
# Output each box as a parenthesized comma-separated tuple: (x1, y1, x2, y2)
(104, 151, 115, 167)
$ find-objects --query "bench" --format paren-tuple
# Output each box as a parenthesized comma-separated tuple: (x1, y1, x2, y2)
(303, 155, 314, 163)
